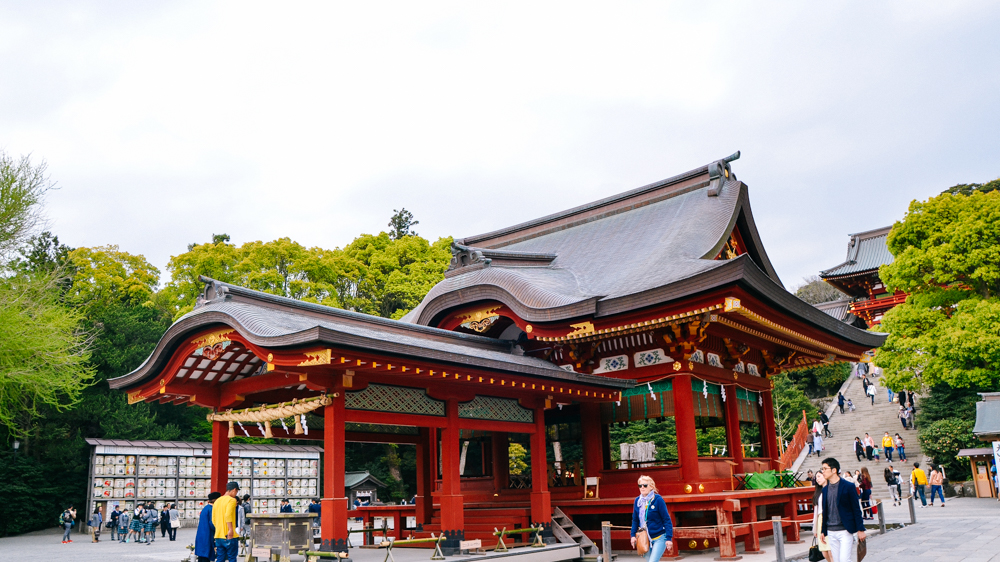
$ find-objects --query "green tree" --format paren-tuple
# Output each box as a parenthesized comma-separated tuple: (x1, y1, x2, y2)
(388, 208, 419, 240)
(942, 178, 1000, 196)
(771, 371, 818, 443)
(877, 189, 1000, 390)
(918, 418, 980, 480)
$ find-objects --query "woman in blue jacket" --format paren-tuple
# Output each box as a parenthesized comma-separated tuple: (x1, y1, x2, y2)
(630, 476, 673, 562)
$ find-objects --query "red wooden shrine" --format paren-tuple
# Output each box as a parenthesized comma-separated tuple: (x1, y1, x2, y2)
(819, 226, 906, 327)
(111, 152, 884, 559)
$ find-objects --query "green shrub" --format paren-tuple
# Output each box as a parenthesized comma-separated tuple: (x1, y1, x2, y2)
(918, 418, 980, 481)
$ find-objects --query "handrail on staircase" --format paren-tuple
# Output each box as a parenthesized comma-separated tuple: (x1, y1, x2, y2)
(778, 410, 809, 471)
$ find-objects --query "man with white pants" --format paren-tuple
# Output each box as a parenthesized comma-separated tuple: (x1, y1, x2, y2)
(818, 457, 866, 562)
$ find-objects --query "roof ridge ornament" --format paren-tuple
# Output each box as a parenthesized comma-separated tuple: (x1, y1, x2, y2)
(195, 276, 230, 309)
(707, 150, 740, 197)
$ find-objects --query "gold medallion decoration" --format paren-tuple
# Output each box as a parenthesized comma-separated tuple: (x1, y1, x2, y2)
(688, 540, 697, 549)
(698, 484, 705, 493)
(684, 484, 693, 493)
(673, 361, 682, 371)
(297, 349, 332, 366)
(190, 328, 235, 349)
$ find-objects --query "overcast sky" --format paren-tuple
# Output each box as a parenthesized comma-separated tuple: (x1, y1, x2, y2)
(2, 2, 998, 291)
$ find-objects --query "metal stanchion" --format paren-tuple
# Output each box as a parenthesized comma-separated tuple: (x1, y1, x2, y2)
(877, 501, 885, 534)
(601, 521, 611, 562)
(907, 495, 916, 525)
(772, 516, 785, 562)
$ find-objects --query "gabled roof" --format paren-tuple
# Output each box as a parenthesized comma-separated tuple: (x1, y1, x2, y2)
(405, 153, 785, 325)
(973, 393, 1000, 440)
(813, 298, 867, 329)
(820, 226, 894, 279)
(108, 278, 633, 392)
(345, 471, 387, 489)
(84, 438, 323, 453)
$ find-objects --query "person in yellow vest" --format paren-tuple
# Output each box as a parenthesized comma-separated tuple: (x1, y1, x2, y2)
(910, 462, 927, 507)
(881, 432, 894, 462)
(213, 482, 241, 562)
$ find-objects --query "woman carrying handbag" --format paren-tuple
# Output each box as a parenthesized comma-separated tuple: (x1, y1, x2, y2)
(809, 471, 832, 561)
(630, 476, 674, 562)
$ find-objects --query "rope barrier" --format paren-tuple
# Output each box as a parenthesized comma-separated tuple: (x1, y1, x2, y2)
(605, 517, 800, 532)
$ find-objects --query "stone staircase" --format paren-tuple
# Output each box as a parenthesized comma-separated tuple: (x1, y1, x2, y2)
(796, 372, 923, 502)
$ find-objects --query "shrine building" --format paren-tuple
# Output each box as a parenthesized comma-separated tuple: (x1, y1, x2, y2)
(819, 226, 905, 327)
(110, 152, 885, 559)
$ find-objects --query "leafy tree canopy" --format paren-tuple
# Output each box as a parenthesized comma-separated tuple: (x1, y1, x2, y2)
(794, 275, 845, 305)
(0, 152, 51, 260)
(941, 177, 1000, 196)
(162, 230, 452, 320)
(67, 245, 160, 308)
(877, 189, 1000, 389)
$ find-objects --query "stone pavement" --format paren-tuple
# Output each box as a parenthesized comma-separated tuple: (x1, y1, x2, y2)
(1, 498, 997, 562)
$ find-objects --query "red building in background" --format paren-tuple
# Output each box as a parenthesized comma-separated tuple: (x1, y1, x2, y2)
(110, 153, 884, 559)
(819, 226, 906, 327)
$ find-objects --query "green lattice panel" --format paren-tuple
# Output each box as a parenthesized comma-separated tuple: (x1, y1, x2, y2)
(458, 396, 533, 423)
(345, 384, 445, 416)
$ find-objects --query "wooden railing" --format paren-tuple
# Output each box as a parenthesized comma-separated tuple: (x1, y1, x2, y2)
(778, 410, 809, 470)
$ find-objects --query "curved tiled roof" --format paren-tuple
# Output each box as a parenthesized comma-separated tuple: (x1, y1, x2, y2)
(406, 162, 782, 325)
(108, 279, 634, 391)
(820, 226, 894, 279)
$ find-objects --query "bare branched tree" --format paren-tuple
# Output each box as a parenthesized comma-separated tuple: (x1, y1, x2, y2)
(0, 152, 52, 262)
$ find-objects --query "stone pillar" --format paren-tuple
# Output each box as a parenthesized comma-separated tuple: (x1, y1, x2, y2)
(439, 399, 464, 554)
(320, 391, 349, 553)
(673, 374, 701, 483)
(210, 421, 230, 493)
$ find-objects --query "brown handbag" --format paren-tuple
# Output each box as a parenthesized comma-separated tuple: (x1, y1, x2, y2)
(636, 528, 650, 555)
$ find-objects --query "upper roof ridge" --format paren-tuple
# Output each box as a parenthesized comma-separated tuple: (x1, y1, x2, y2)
(459, 152, 740, 249)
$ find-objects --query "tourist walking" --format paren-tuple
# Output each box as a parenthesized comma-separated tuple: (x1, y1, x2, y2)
(854, 437, 865, 462)
(811, 471, 833, 562)
(820, 411, 832, 438)
(59, 505, 74, 544)
(884, 466, 901, 506)
(818, 458, 866, 562)
(213, 481, 242, 562)
(168, 503, 180, 541)
(882, 432, 894, 462)
(846, 398, 855, 412)
(195, 492, 221, 562)
(911, 462, 928, 507)
(887, 386, 894, 403)
(929, 466, 946, 506)
(89, 507, 103, 542)
(838, 392, 845, 415)
(894, 434, 906, 461)
(898, 389, 907, 409)
(630, 475, 674, 562)
(898, 406, 909, 430)
(144, 504, 158, 544)
(160, 505, 170, 538)
(813, 431, 824, 457)
(130, 503, 145, 542)
(866, 382, 876, 405)
(858, 467, 873, 520)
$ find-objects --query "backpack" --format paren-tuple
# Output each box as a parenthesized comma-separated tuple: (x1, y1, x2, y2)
(58, 512, 66, 526)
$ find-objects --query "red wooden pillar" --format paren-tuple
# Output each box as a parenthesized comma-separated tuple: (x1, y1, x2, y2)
(492, 432, 509, 492)
(530, 405, 551, 526)
(321, 390, 349, 553)
(673, 374, 701, 484)
(210, 421, 230, 494)
(580, 402, 604, 477)
(724, 385, 744, 474)
(760, 390, 779, 470)
(415, 428, 433, 525)
(439, 399, 464, 551)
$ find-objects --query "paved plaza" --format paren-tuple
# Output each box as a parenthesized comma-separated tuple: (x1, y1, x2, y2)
(1, 497, 997, 562)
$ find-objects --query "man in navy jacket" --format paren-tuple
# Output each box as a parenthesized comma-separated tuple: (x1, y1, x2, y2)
(818, 458, 866, 562)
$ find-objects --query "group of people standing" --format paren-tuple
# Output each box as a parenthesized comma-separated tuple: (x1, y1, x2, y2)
(853, 432, 907, 464)
(193, 481, 265, 562)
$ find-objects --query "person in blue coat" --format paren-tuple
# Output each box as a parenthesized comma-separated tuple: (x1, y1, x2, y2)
(195, 492, 222, 562)
(818, 458, 866, 562)
(630, 476, 673, 562)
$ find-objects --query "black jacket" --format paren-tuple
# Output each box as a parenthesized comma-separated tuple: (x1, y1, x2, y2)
(821, 479, 865, 535)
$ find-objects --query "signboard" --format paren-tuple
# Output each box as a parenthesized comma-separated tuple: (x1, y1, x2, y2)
(252, 547, 272, 558)
(460, 539, 482, 551)
(993, 441, 1000, 491)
